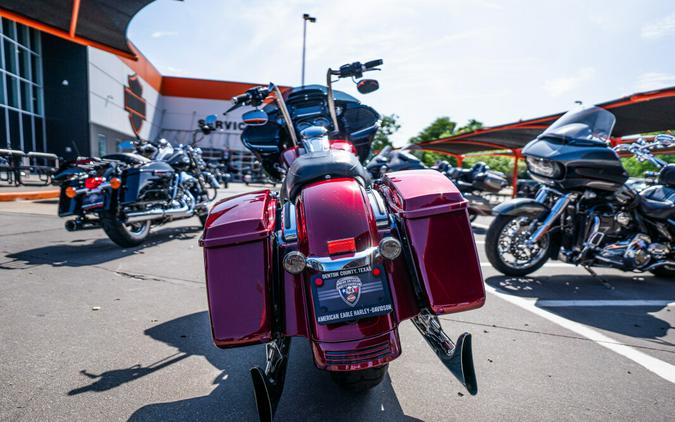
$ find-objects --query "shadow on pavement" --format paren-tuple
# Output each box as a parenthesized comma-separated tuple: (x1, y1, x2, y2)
(485, 274, 675, 348)
(69, 312, 420, 421)
(4, 225, 201, 268)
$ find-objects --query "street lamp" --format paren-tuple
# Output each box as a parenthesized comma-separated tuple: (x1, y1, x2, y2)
(301, 13, 316, 86)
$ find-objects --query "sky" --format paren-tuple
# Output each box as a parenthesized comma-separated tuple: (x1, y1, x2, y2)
(128, 0, 675, 146)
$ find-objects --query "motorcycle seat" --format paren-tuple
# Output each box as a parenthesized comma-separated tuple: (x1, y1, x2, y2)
(283, 149, 370, 201)
(639, 185, 675, 220)
(101, 153, 149, 165)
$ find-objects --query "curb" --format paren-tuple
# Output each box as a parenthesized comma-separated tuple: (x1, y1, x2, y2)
(0, 189, 60, 202)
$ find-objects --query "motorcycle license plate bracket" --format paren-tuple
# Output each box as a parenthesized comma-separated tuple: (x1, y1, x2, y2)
(310, 264, 393, 325)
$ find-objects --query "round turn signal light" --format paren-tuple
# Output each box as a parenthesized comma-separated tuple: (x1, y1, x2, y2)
(110, 177, 122, 189)
(65, 186, 77, 199)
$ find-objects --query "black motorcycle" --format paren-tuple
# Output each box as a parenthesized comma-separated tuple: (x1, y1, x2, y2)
(54, 138, 215, 247)
(366, 146, 426, 178)
(436, 161, 509, 221)
(486, 106, 674, 278)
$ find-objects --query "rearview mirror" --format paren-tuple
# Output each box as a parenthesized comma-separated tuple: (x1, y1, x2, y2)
(199, 114, 218, 134)
(242, 109, 268, 126)
(357, 79, 379, 94)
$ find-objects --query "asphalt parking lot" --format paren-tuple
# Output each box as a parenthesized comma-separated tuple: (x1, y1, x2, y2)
(1, 184, 673, 422)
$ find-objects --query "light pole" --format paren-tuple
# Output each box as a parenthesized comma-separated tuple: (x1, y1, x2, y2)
(301, 13, 316, 86)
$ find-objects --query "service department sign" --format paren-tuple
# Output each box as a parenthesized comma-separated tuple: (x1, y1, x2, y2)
(124, 74, 146, 136)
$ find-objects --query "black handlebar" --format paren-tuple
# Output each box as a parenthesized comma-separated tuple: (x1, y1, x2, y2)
(231, 93, 251, 105)
(335, 59, 383, 78)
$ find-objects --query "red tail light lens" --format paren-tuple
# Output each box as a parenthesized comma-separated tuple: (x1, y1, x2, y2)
(84, 176, 105, 190)
(327, 238, 356, 255)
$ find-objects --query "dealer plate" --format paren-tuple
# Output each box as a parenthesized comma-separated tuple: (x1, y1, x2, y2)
(310, 265, 393, 325)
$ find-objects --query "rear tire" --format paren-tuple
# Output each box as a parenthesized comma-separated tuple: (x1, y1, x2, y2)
(485, 213, 550, 277)
(100, 212, 150, 247)
(330, 365, 388, 392)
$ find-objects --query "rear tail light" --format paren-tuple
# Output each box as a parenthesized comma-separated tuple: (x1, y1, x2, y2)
(84, 176, 105, 190)
(327, 238, 356, 255)
(378, 237, 402, 260)
(283, 251, 306, 274)
(65, 186, 77, 199)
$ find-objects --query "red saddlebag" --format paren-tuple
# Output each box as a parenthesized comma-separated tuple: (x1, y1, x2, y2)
(378, 169, 485, 314)
(199, 190, 278, 348)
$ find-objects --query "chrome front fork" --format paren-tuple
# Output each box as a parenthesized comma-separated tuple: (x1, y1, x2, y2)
(527, 189, 571, 245)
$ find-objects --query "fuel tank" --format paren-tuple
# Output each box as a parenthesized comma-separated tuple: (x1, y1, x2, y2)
(523, 137, 628, 192)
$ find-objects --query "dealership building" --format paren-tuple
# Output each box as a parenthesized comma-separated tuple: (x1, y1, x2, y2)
(0, 1, 265, 175)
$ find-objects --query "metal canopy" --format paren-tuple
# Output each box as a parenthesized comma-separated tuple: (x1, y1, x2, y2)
(416, 86, 675, 155)
(0, 0, 159, 59)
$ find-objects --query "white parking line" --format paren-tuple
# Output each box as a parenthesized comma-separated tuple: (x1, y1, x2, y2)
(537, 300, 675, 308)
(484, 284, 675, 384)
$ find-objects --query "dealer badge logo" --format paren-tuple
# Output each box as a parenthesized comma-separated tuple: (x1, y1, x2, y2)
(336, 276, 362, 307)
(124, 74, 146, 136)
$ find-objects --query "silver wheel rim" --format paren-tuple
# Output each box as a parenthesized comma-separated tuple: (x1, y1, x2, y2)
(124, 221, 148, 237)
(497, 216, 549, 270)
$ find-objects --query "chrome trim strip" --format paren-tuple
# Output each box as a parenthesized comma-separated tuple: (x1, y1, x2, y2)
(282, 202, 298, 242)
(305, 246, 380, 272)
(367, 189, 389, 228)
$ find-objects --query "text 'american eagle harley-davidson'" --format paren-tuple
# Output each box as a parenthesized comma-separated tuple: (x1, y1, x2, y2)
(199, 59, 486, 421)
(486, 106, 674, 278)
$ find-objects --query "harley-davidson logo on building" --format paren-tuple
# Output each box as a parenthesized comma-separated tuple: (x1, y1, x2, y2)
(124, 74, 146, 136)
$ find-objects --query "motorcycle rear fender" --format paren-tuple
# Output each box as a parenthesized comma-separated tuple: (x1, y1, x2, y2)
(492, 198, 550, 217)
(295, 178, 403, 370)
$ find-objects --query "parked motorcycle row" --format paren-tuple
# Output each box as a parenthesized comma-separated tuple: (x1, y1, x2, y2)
(49, 56, 673, 422)
(53, 138, 220, 247)
(366, 145, 509, 220)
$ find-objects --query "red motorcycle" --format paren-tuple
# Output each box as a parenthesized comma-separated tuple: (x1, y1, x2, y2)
(199, 60, 485, 421)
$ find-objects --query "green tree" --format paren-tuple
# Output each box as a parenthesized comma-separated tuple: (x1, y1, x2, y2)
(409, 117, 484, 166)
(621, 155, 675, 177)
(372, 114, 400, 153)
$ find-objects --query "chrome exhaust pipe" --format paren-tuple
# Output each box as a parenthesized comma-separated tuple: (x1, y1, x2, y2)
(412, 311, 478, 395)
(125, 204, 192, 223)
(65, 219, 100, 232)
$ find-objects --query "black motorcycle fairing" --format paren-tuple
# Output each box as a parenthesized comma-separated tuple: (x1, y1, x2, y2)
(166, 150, 191, 171)
(492, 198, 550, 217)
(639, 185, 675, 220)
(523, 137, 628, 192)
(658, 163, 675, 187)
(242, 85, 380, 170)
(283, 149, 370, 201)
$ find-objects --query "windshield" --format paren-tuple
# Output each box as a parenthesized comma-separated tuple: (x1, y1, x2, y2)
(155, 141, 175, 161)
(541, 106, 616, 144)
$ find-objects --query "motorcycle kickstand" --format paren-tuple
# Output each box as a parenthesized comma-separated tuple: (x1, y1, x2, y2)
(411, 310, 478, 395)
(583, 265, 614, 290)
(250, 337, 291, 422)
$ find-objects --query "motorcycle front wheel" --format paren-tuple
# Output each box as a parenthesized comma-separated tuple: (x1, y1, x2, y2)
(330, 364, 388, 392)
(485, 213, 551, 276)
(100, 212, 150, 247)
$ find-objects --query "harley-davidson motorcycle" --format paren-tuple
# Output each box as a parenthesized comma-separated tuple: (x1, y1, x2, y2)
(365, 145, 426, 178)
(435, 161, 509, 221)
(486, 106, 674, 278)
(54, 138, 217, 247)
(199, 59, 485, 421)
